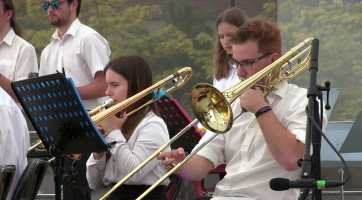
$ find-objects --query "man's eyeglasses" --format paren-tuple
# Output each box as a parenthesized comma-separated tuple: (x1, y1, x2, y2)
(42, 0, 67, 11)
(229, 53, 273, 70)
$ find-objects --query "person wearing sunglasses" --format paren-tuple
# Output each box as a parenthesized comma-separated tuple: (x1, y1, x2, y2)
(38, 0, 111, 200)
(0, 0, 38, 102)
(158, 19, 328, 200)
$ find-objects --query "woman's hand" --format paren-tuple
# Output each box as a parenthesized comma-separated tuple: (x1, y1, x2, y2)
(100, 111, 128, 135)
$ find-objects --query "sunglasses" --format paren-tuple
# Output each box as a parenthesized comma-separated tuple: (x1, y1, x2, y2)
(41, 0, 67, 11)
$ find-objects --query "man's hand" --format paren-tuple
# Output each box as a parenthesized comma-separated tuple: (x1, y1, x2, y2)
(157, 147, 186, 173)
(239, 87, 269, 113)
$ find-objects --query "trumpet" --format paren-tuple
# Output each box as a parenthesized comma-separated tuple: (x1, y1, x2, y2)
(134, 38, 313, 199)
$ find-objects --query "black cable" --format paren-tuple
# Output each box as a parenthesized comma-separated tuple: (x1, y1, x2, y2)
(304, 105, 350, 185)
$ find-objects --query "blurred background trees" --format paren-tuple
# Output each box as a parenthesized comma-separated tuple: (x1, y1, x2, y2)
(14, 0, 362, 121)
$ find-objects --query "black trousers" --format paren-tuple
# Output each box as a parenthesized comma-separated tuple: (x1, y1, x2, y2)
(106, 184, 167, 200)
(62, 153, 91, 200)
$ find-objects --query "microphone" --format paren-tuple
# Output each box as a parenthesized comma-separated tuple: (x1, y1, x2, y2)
(269, 178, 344, 191)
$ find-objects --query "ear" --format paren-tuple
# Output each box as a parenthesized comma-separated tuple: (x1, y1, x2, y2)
(71, 0, 78, 11)
(271, 53, 280, 62)
(5, 9, 13, 21)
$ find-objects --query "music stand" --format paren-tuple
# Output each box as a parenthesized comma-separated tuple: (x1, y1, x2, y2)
(11, 72, 110, 200)
(339, 109, 362, 153)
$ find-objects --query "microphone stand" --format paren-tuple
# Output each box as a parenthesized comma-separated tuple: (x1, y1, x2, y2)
(299, 39, 331, 200)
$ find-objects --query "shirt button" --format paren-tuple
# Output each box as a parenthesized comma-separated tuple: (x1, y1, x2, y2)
(243, 144, 248, 147)
(223, 186, 226, 189)
(250, 124, 254, 128)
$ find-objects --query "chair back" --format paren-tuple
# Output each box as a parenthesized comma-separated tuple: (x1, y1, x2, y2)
(158, 95, 226, 198)
(0, 165, 16, 200)
(178, 93, 195, 119)
(11, 159, 48, 200)
(156, 95, 202, 153)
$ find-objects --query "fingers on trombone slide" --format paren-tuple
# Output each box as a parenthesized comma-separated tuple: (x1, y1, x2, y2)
(158, 148, 186, 171)
(158, 152, 176, 167)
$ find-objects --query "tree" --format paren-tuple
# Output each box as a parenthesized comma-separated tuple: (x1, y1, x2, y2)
(20, 0, 215, 101)
(269, 0, 362, 121)
(164, 0, 213, 38)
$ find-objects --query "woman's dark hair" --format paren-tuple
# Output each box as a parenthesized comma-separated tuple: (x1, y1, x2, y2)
(104, 55, 159, 141)
(1, 0, 23, 37)
(214, 7, 248, 80)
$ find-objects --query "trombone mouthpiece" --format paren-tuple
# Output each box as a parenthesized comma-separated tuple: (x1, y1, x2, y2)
(104, 98, 114, 108)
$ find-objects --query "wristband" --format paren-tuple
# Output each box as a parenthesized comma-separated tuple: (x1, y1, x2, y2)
(255, 106, 272, 118)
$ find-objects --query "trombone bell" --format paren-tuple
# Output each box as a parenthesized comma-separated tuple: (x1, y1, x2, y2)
(190, 83, 233, 134)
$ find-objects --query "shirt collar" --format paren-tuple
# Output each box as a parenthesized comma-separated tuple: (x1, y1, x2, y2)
(2, 28, 16, 46)
(266, 80, 288, 105)
(51, 18, 81, 41)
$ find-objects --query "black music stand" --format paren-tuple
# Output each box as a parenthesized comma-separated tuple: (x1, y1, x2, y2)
(11, 72, 110, 200)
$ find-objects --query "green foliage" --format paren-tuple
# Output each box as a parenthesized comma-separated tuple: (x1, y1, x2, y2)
(256, 2, 278, 22)
(17, 0, 214, 101)
(277, 0, 362, 121)
(164, 0, 213, 38)
(16, 0, 361, 121)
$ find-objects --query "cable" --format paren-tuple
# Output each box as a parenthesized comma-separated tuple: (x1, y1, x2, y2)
(304, 105, 350, 185)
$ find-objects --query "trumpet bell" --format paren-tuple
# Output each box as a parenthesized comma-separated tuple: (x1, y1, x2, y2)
(190, 83, 233, 133)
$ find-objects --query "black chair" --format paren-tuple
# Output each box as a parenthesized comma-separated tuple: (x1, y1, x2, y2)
(11, 159, 48, 200)
(0, 165, 16, 200)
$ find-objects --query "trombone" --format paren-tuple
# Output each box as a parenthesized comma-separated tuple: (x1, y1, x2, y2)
(28, 67, 192, 162)
(134, 37, 314, 199)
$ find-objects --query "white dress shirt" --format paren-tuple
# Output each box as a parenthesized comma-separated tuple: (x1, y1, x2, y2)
(213, 65, 240, 92)
(39, 19, 111, 109)
(194, 80, 328, 200)
(0, 28, 38, 82)
(0, 87, 29, 200)
(86, 111, 171, 190)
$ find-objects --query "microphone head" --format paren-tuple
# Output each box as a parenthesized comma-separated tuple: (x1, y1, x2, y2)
(270, 178, 289, 191)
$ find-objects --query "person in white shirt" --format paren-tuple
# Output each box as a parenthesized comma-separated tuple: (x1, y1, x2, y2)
(86, 55, 170, 200)
(197, 8, 249, 132)
(213, 8, 248, 92)
(39, 0, 110, 199)
(0, 0, 38, 102)
(158, 19, 328, 200)
(0, 87, 29, 200)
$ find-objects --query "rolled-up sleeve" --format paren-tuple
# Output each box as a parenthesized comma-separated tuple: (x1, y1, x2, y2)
(194, 130, 225, 168)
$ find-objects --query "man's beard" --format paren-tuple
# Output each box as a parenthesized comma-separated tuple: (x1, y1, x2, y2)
(49, 16, 67, 27)
(49, 16, 65, 27)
